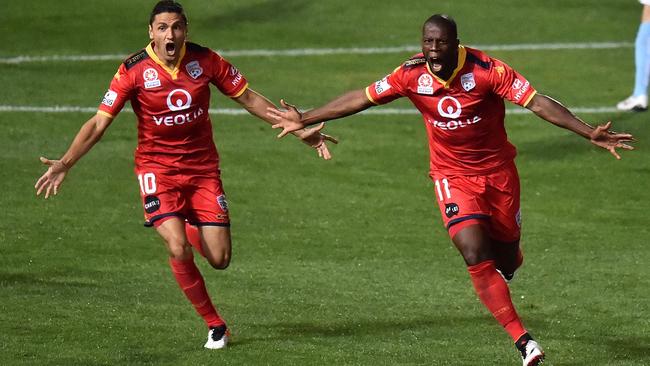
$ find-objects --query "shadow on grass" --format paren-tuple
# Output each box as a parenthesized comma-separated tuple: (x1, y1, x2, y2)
(232, 314, 494, 347)
(550, 334, 650, 366)
(602, 336, 650, 364)
(0, 271, 98, 289)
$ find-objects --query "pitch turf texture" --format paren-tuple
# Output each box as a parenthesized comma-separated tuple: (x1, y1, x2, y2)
(1, 1, 649, 365)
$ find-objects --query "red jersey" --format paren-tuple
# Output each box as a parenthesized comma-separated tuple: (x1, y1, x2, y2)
(98, 42, 248, 173)
(365, 46, 536, 175)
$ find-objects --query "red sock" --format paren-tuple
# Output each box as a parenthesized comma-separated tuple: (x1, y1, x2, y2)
(184, 223, 205, 257)
(169, 257, 224, 328)
(468, 260, 526, 341)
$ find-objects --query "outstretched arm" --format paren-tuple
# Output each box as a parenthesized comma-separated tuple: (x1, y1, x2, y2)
(526, 94, 635, 159)
(233, 88, 338, 159)
(267, 89, 374, 138)
(35, 113, 113, 198)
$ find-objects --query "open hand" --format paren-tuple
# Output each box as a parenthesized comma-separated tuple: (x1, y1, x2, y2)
(295, 123, 339, 160)
(35, 157, 69, 199)
(267, 99, 339, 159)
(267, 99, 307, 138)
(589, 121, 635, 160)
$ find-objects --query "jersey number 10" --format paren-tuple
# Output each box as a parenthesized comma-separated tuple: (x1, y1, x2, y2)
(138, 173, 157, 195)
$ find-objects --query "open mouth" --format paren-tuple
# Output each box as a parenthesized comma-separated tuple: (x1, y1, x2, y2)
(165, 42, 176, 55)
(429, 58, 443, 72)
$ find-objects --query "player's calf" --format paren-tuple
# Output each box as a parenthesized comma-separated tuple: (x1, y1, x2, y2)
(200, 226, 232, 270)
(493, 240, 523, 282)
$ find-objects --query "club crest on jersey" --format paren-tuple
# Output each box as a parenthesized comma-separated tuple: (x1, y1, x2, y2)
(143, 68, 161, 89)
(460, 73, 475, 91)
(417, 74, 434, 95)
(186, 61, 203, 79)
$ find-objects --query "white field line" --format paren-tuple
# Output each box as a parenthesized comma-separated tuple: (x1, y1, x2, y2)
(0, 104, 621, 115)
(0, 41, 633, 64)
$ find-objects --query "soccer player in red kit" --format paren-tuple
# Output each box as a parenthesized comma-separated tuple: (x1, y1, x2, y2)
(267, 14, 634, 366)
(34, 1, 336, 350)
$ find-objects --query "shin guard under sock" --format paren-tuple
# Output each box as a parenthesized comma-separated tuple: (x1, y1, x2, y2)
(468, 260, 526, 341)
(169, 257, 224, 328)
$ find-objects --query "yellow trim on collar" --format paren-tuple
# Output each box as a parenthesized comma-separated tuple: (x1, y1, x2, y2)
(145, 42, 186, 80)
(426, 45, 467, 89)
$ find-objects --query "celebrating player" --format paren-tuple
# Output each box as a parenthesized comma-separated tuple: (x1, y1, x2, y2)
(34, 0, 336, 350)
(267, 14, 634, 366)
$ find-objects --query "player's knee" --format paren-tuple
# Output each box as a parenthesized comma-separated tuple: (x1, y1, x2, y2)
(207, 252, 230, 270)
(461, 249, 486, 266)
(166, 237, 192, 260)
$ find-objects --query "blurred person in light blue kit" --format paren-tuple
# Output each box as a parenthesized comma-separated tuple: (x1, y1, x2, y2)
(617, 0, 650, 111)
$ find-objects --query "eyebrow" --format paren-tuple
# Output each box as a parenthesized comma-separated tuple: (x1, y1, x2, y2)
(154, 19, 185, 26)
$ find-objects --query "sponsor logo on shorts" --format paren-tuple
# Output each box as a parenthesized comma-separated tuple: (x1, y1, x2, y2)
(515, 208, 522, 227)
(445, 203, 459, 218)
(460, 72, 475, 91)
(144, 195, 161, 214)
(186, 60, 203, 79)
(102, 89, 118, 107)
(374, 76, 391, 95)
(417, 73, 434, 95)
(217, 194, 228, 212)
(143, 68, 161, 89)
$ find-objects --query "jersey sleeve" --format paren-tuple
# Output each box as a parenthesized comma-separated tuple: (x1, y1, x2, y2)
(97, 63, 135, 118)
(488, 58, 537, 108)
(365, 66, 406, 105)
(209, 51, 249, 98)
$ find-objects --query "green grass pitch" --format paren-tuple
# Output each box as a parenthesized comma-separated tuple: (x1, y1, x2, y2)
(1, 1, 649, 365)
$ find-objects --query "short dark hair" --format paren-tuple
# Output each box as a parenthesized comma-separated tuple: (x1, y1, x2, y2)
(423, 14, 457, 39)
(149, 0, 188, 25)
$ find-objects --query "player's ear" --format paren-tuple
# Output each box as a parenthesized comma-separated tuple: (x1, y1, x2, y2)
(148, 25, 153, 40)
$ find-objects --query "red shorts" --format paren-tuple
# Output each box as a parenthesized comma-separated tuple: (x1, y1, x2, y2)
(431, 162, 521, 242)
(134, 166, 230, 228)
